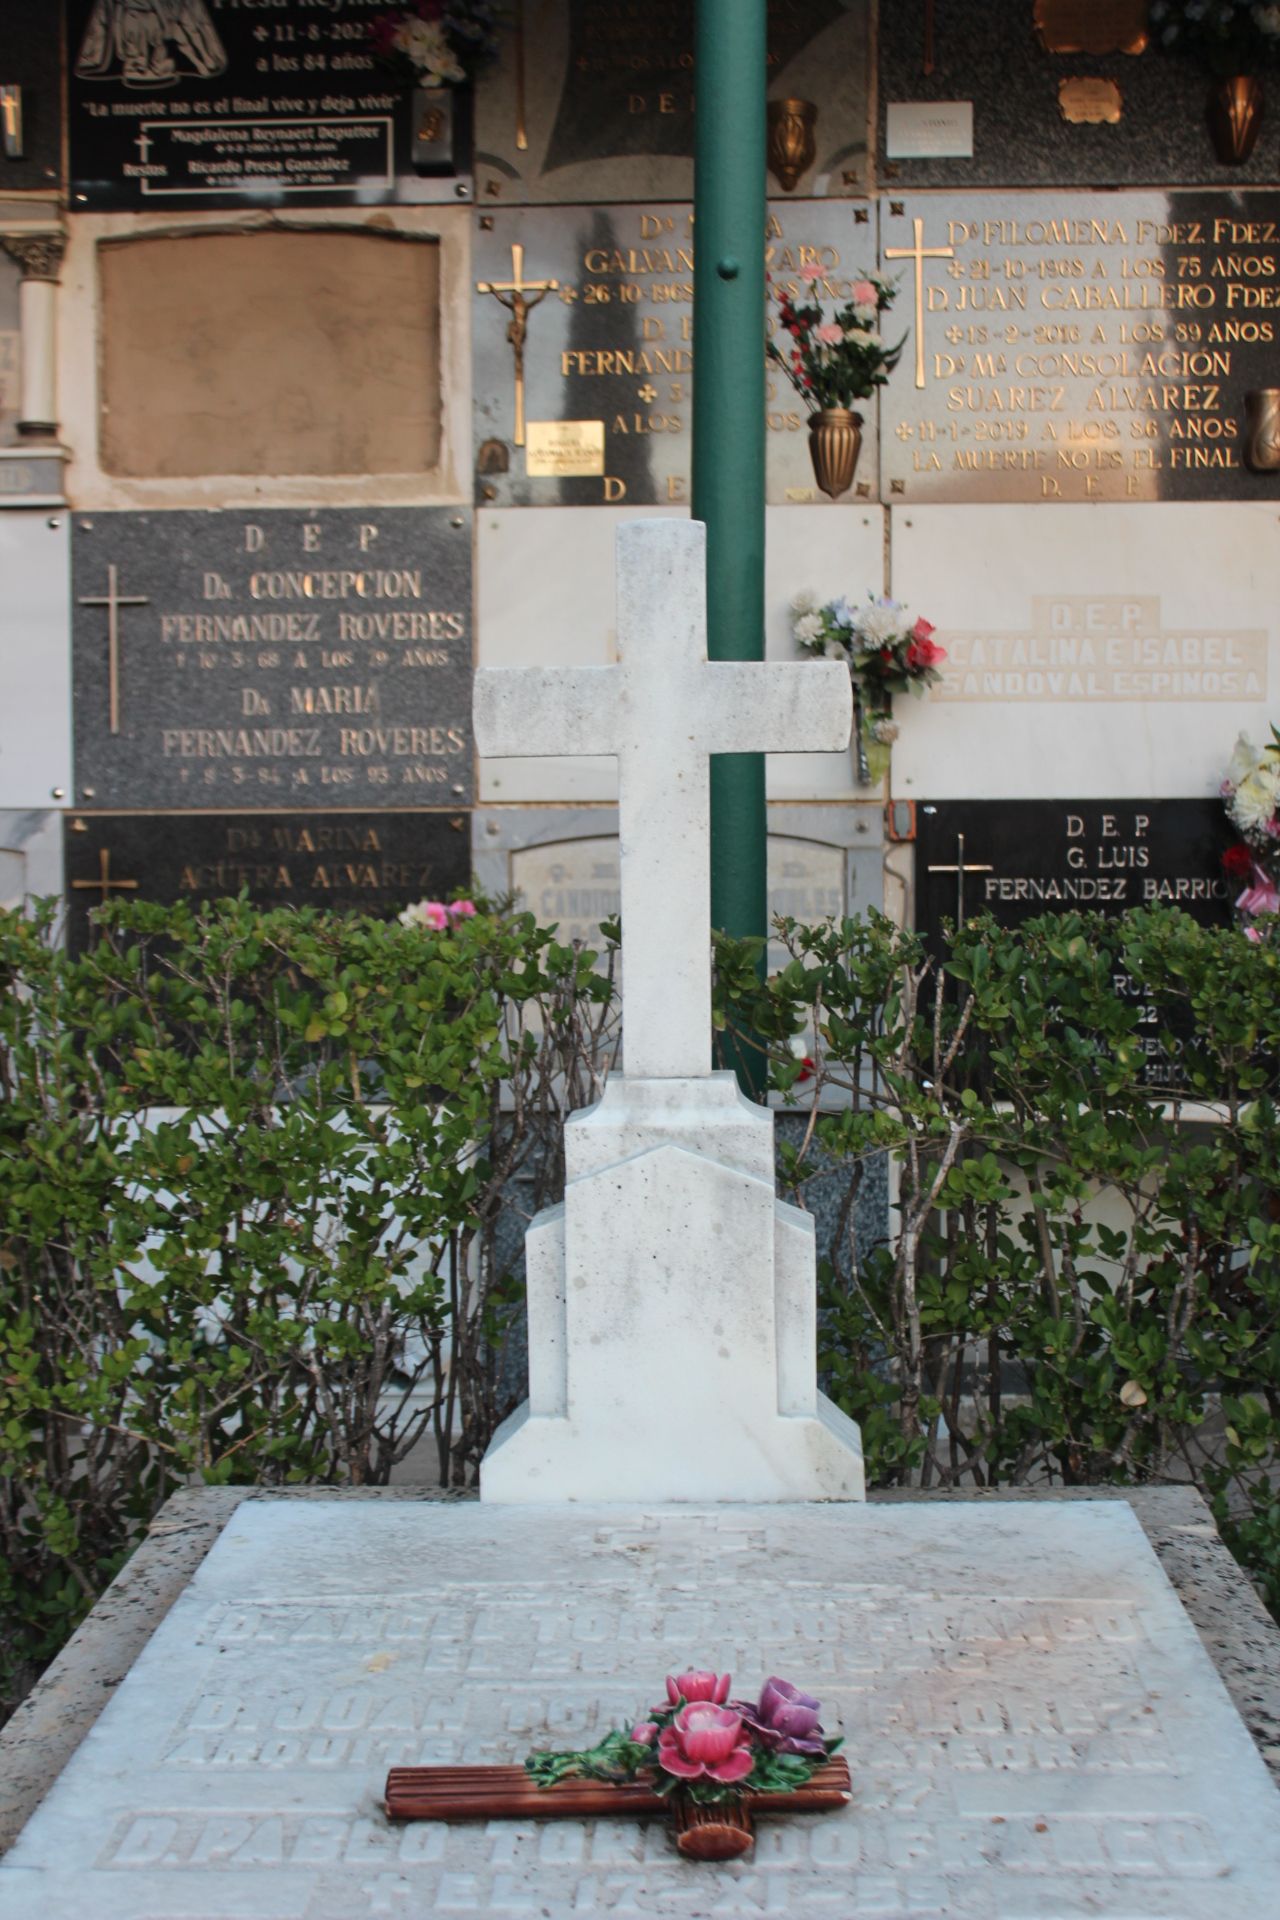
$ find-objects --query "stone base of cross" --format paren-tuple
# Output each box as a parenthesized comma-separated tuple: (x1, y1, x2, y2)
(475, 520, 864, 1502)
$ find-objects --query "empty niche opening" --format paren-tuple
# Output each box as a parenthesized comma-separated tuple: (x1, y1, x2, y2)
(98, 227, 442, 477)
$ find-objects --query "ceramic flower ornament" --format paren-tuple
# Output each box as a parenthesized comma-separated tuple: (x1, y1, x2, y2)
(658, 1704, 756, 1784)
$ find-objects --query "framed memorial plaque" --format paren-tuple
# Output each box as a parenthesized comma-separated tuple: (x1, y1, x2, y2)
(473, 202, 881, 507)
(880, 191, 1280, 503)
(64, 809, 471, 955)
(72, 508, 473, 810)
(66, 0, 466, 210)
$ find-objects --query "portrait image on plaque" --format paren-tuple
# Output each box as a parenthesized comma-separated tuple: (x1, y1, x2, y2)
(474, 0, 870, 204)
(72, 508, 473, 811)
(64, 809, 471, 955)
(880, 191, 1280, 504)
(66, 0, 466, 209)
(473, 202, 881, 507)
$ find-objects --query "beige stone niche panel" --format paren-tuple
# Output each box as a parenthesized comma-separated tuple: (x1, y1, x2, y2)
(61, 208, 472, 510)
(99, 230, 441, 480)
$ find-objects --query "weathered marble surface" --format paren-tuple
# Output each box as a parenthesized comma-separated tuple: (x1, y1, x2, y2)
(3, 1498, 1280, 1916)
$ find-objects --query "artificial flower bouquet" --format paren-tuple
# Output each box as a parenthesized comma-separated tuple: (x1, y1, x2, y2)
(526, 1668, 841, 1809)
(768, 265, 905, 412)
(1221, 729, 1280, 940)
(791, 590, 946, 782)
(370, 2, 503, 87)
(398, 896, 477, 931)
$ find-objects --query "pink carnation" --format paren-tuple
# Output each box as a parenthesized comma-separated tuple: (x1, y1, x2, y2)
(799, 261, 824, 283)
(448, 899, 477, 920)
(850, 278, 878, 306)
(815, 321, 844, 345)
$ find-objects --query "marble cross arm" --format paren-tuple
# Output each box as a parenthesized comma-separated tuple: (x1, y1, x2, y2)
(703, 660, 853, 755)
(473, 665, 622, 759)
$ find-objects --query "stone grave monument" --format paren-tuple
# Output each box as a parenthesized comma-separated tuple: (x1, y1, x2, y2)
(475, 517, 864, 1502)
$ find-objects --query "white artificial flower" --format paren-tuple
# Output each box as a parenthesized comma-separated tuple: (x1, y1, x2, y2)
(790, 587, 818, 615)
(1231, 770, 1279, 832)
(397, 19, 463, 82)
(823, 636, 850, 661)
(793, 611, 824, 644)
(856, 603, 904, 647)
(1225, 731, 1261, 788)
(849, 312, 878, 334)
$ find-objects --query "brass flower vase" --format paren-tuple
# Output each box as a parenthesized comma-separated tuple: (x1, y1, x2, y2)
(1206, 75, 1264, 166)
(1245, 388, 1280, 470)
(766, 97, 817, 192)
(807, 408, 863, 500)
(672, 1797, 754, 1861)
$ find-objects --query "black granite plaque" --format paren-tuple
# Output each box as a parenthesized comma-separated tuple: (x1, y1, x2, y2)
(473, 201, 880, 507)
(880, 190, 1280, 504)
(474, 0, 870, 203)
(0, 3, 63, 190)
(65, 0, 458, 209)
(72, 509, 473, 810)
(916, 799, 1235, 1088)
(879, 0, 1280, 188)
(64, 808, 471, 954)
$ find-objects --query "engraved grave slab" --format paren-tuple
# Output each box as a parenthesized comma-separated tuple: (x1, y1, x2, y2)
(889, 504, 1277, 801)
(4, 1499, 1280, 1916)
(64, 810, 471, 955)
(473, 203, 881, 507)
(66, 0, 463, 211)
(0, 509, 71, 809)
(474, 0, 871, 204)
(879, 191, 1280, 504)
(0, 2, 63, 192)
(879, 0, 1280, 189)
(72, 508, 473, 810)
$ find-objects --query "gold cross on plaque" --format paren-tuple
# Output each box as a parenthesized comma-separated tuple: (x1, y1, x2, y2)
(927, 833, 994, 923)
(514, 0, 528, 150)
(476, 242, 559, 448)
(79, 564, 150, 735)
(72, 846, 140, 908)
(883, 217, 956, 389)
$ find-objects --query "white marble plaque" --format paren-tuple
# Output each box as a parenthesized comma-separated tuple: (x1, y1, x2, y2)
(477, 505, 884, 801)
(0, 510, 70, 808)
(890, 502, 1279, 799)
(4, 1500, 1280, 1916)
(0, 809, 62, 909)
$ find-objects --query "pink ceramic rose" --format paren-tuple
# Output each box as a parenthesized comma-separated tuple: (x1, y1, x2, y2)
(665, 1670, 731, 1706)
(657, 1703, 755, 1784)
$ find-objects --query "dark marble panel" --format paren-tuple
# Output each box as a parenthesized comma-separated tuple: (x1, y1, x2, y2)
(880, 0, 1280, 188)
(64, 807, 471, 954)
(72, 508, 473, 811)
(0, 4, 62, 191)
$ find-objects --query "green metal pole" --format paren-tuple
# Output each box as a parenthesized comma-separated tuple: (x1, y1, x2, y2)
(693, 0, 768, 1098)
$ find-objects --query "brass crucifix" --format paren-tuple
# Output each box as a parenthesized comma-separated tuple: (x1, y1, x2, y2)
(927, 833, 994, 924)
(883, 216, 956, 389)
(476, 242, 559, 448)
(78, 564, 151, 735)
(71, 847, 139, 908)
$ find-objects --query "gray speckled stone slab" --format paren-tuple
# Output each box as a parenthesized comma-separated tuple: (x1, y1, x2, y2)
(881, 0, 1280, 187)
(4, 1499, 1280, 1917)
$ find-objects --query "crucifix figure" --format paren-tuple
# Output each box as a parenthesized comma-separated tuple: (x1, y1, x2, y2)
(927, 831, 993, 923)
(884, 215, 956, 389)
(78, 564, 150, 735)
(71, 846, 139, 909)
(475, 241, 559, 448)
(475, 520, 850, 1078)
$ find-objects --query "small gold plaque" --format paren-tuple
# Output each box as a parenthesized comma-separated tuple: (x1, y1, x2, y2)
(1058, 76, 1123, 124)
(524, 419, 606, 478)
(1034, 0, 1147, 55)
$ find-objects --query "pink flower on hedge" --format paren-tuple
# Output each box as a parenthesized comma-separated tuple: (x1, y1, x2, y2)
(657, 1703, 754, 1784)
(447, 899, 477, 921)
(850, 278, 878, 306)
(665, 1670, 731, 1706)
(815, 321, 844, 346)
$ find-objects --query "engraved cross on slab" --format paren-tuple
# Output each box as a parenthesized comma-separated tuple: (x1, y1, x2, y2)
(927, 831, 993, 923)
(474, 519, 852, 1078)
(78, 563, 150, 735)
(884, 217, 956, 389)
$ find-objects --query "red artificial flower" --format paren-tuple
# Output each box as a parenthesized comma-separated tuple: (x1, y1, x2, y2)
(1223, 843, 1254, 881)
(906, 634, 947, 671)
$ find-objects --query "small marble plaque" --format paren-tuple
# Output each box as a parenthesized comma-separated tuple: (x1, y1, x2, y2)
(885, 101, 973, 159)
(0, 509, 71, 809)
(0, 809, 61, 909)
(71, 509, 473, 810)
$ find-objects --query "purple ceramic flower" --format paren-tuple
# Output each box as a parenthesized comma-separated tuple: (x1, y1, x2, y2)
(735, 1676, 827, 1757)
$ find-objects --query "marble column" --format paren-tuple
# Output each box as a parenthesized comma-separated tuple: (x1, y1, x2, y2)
(1, 232, 65, 442)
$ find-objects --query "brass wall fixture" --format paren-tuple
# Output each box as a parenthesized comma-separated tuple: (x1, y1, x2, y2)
(1244, 389, 1280, 471)
(0, 86, 22, 160)
(766, 98, 816, 193)
(1033, 0, 1148, 56)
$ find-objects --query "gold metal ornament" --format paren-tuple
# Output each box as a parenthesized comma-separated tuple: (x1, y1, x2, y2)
(1244, 389, 1280, 471)
(766, 98, 817, 193)
(807, 408, 862, 500)
(1057, 77, 1123, 124)
(1033, 0, 1148, 56)
(1207, 75, 1265, 165)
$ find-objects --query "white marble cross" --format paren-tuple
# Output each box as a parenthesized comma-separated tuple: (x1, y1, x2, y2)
(474, 519, 851, 1077)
